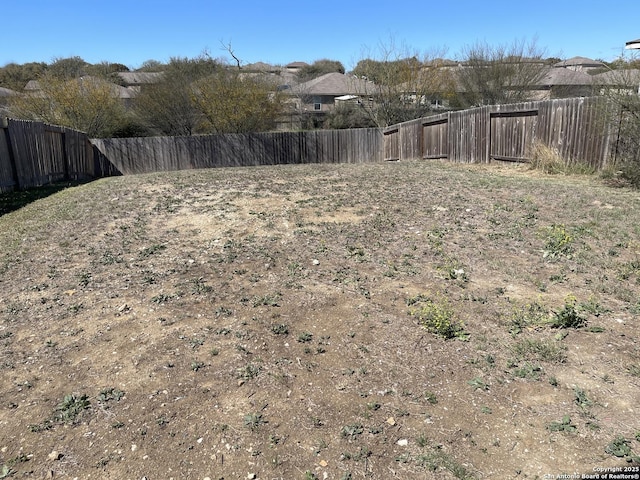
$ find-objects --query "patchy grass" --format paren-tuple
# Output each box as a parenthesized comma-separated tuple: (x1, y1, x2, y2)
(1, 160, 639, 478)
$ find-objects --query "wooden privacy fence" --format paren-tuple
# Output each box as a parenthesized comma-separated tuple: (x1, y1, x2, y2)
(92, 128, 384, 175)
(1, 96, 622, 192)
(383, 97, 615, 169)
(0, 118, 120, 192)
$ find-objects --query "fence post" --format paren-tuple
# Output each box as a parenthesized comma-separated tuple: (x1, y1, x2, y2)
(1, 118, 20, 190)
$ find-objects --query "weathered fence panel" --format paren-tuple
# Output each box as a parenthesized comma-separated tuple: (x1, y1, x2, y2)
(383, 128, 399, 161)
(490, 108, 539, 163)
(0, 118, 120, 192)
(92, 128, 384, 175)
(0, 122, 16, 191)
(422, 114, 449, 159)
(383, 97, 616, 169)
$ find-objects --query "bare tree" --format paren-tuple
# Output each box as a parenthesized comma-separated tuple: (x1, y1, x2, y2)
(353, 39, 453, 126)
(593, 54, 640, 184)
(453, 38, 548, 107)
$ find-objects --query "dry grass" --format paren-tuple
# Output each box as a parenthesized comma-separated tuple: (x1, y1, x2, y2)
(528, 141, 596, 175)
(1, 160, 639, 479)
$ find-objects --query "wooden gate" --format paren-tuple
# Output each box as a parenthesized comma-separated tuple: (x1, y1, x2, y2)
(489, 109, 538, 163)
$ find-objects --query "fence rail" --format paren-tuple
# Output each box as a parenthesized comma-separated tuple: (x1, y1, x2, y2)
(382, 97, 615, 170)
(91, 128, 383, 174)
(0, 118, 120, 192)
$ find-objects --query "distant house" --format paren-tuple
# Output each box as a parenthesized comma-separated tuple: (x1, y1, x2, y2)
(243, 62, 280, 74)
(279, 72, 376, 129)
(284, 61, 309, 74)
(532, 67, 594, 99)
(591, 69, 640, 95)
(553, 56, 606, 72)
(289, 72, 376, 112)
(116, 71, 164, 94)
(24, 80, 41, 91)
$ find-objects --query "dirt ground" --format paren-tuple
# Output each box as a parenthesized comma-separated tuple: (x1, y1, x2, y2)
(0, 160, 639, 479)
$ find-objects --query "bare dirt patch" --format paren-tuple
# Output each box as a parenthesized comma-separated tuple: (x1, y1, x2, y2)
(1, 160, 639, 479)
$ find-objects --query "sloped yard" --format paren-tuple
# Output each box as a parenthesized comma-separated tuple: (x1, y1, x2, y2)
(0, 160, 639, 479)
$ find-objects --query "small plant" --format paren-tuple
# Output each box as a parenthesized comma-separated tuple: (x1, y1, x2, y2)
(341, 424, 364, 439)
(417, 433, 429, 447)
(605, 436, 640, 462)
(151, 293, 174, 304)
(627, 364, 640, 377)
(190, 277, 213, 294)
(97, 387, 124, 404)
(271, 323, 289, 335)
(512, 338, 567, 363)
(252, 293, 281, 307)
(423, 391, 438, 405)
(547, 415, 576, 433)
(511, 362, 543, 380)
(542, 224, 573, 259)
(0, 465, 15, 479)
(0, 454, 28, 479)
(54, 393, 91, 424)
(509, 300, 548, 335)
(549, 295, 587, 329)
(215, 306, 233, 317)
(528, 142, 566, 174)
(297, 331, 313, 343)
(467, 377, 489, 391)
(574, 387, 593, 409)
(190, 361, 205, 372)
(244, 412, 266, 431)
(139, 243, 166, 257)
(237, 363, 261, 380)
(408, 294, 468, 340)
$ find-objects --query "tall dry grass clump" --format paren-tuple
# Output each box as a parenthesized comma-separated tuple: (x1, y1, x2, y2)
(528, 141, 595, 175)
(528, 142, 566, 174)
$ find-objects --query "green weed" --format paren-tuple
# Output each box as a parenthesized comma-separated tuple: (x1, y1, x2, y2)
(244, 413, 266, 431)
(542, 224, 573, 259)
(97, 387, 124, 404)
(341, 424, 364, 439)
(547, 415, 576, 433)
(605, 436, 640, 462)
(297, 331, 313, 343)
(549, 296, 587, 329)
(271, 323, 289, 335)
(467, 377, 489, 391)
(408, 294, 469, 340)
(509, 300, 548, 335)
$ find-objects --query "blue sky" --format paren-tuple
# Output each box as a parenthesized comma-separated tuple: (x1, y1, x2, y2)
(2, 0, 638, 70)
